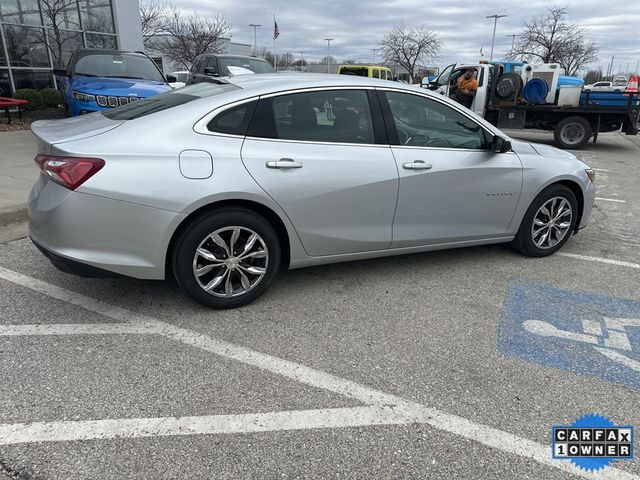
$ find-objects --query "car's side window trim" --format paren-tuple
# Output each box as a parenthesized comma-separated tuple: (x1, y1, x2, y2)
(377, 87, 498, 149)
(366, 89, 389, 145)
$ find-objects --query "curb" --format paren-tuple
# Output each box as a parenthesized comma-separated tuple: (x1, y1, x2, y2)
(0, 206, 27, 227)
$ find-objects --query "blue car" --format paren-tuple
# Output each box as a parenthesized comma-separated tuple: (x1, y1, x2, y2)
(55, 49, 173, 116)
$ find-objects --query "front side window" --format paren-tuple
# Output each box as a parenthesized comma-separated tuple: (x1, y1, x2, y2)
(248, 90, 374, 144)
(385, 91, 487, 150)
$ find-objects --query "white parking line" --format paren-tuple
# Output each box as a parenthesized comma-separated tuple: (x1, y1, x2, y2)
(0, 266, 637, 480)
(0, 406, 410, 445)
(0, 323, 159, 336)
(595, 197, 627, 203)
(557, 252, 640, 269)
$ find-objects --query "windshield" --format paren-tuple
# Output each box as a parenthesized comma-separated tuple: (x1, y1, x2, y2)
(218, 57, 275, 75)
(74, 53, 165, 82)
(102, 82, 240, 120)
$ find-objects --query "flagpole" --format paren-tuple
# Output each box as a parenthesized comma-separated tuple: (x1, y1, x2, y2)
(273, 14, 277, 72)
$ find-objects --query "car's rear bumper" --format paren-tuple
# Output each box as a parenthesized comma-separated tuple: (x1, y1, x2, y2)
(28, 175, 186, 280)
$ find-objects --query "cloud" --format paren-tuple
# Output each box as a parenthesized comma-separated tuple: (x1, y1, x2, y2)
(170, 0, 640, 73)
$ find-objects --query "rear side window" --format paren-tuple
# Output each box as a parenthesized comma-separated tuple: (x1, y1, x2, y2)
(207, 101, 257, 135)
(247, 90, 374, 144)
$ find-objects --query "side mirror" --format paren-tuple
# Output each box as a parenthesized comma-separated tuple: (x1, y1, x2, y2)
(53, 69, 67, 77)
(203, 67, 218, 77)
(491, 136, 512, 153)
(166, 74, 177, 83)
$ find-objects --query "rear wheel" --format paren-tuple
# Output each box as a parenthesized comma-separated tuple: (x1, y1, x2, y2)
(554, 116, 592, 149)
(511, 185, 578, 257)
(172, 209, 281, 309)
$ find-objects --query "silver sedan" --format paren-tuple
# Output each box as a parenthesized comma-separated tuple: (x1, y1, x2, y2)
(28, 74, 596, 308)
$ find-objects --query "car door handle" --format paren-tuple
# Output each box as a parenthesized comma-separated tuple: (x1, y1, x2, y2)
(402, 161, 433, 170)
(265, 159, 303, 169)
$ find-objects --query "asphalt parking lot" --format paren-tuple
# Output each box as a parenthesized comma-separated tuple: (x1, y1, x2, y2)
(1, 131, 639, 479)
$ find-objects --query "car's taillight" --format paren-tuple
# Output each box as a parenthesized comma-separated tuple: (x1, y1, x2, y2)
(35, 154, 105, 190)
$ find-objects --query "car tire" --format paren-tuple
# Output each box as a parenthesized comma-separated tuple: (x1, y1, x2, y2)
(554, 116, 592, 149)
(172, 208, 281, 309)
(511, 185, 578, 257)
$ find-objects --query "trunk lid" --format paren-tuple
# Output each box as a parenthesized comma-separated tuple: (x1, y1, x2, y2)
(31, 113, 124, 154)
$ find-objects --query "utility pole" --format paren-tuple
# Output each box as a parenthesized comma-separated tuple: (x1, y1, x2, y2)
(486, 14, 507, 62)
(324, 38, 334, 74)
(298, 51, 305, 71)
(370, 48, 378, 64)
(506, 34, 518, 57)
(248, 24, 262, 56)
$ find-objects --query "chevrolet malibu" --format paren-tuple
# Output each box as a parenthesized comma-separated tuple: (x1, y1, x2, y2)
(29, 74, 596, 308)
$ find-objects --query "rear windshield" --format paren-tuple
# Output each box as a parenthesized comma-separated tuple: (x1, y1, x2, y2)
(218, 57, 275, 75)
(102, 82, 240, 120)
(75, 53, 165, 82)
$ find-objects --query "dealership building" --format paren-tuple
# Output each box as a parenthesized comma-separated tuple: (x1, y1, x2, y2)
(0, 0, 143, 96)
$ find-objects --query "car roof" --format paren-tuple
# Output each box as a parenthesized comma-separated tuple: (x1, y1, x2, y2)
(196, 54, 269, 61)
(226, 72, 412, 93)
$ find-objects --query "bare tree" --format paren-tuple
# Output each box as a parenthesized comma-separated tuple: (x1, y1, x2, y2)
(317, 55, 336, 65)
(583, 68, 603, 84)
(38, 0, 82, 68)
(277, 52, 296, 69)
(514, 7, 598, 75)
(378, 23, 441, 83)
(155, 9, 231, 68)
(140, 0, 168, 48)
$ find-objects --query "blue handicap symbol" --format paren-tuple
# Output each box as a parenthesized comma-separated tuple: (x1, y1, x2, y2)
(498, 280, 640, 390)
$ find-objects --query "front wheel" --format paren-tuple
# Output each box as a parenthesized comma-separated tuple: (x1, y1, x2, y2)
(511, 185, 578, 257)
(554, 116, 592, 149)
(172, 209, 281, 309)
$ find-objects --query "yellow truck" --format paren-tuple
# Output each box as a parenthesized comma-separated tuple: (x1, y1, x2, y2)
(337, 65, 391, 80)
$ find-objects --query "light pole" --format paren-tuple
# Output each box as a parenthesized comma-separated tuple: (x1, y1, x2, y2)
(486, 14, 507, 62)
(299, 51, 305, 71)
(248, 24, 262, 56)
(506, 34, 518, 57)
(324, 38, 334, 74)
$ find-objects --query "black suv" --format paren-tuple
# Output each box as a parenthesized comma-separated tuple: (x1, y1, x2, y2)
(186, 54, 275, 84)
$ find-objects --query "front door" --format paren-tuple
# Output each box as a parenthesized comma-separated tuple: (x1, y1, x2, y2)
(241, 88, 399, 256)
(379, 90, 523, 247)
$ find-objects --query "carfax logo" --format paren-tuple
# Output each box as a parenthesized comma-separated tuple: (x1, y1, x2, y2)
(552, 414, 634, 472)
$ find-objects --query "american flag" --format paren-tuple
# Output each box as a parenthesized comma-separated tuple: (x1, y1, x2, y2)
(273, 18, 279, 40)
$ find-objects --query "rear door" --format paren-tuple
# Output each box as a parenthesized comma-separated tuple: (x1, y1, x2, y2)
(241, 88, 399, 256)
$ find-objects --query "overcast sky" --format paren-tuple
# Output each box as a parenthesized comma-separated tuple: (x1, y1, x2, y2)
(172, 0, 640, 74)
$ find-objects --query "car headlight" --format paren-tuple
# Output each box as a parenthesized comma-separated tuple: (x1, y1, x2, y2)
(585, 169, 596, 183)
(72, 91, 96, 102)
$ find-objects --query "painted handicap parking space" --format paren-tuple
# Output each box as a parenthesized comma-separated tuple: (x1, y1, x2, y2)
(498, 280, 640, 390)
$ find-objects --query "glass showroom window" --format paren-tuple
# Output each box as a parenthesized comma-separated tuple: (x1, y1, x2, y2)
(80, 0, 115, 33)
(85, 32, 117, 49)
(3, 24, 49, 68)
(0, 0, 42, 27)
(11, 69, 53, 90)
(47, 29, 83, 68)
(0, 70, 11, 96)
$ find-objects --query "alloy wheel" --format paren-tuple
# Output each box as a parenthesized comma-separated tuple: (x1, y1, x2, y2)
(530, 197, 573, 249)
(192, 226, 269, 298)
